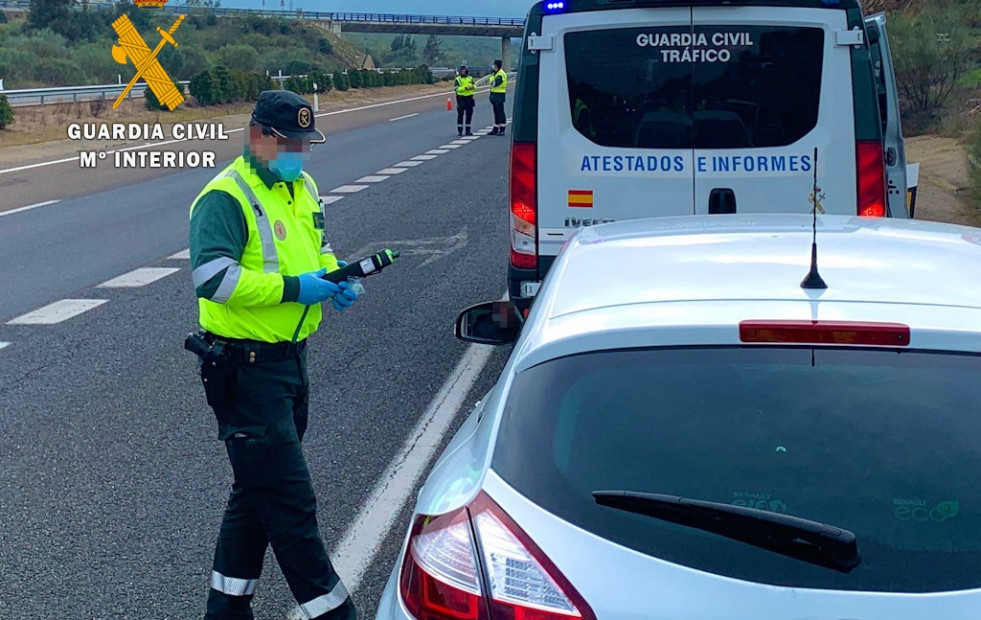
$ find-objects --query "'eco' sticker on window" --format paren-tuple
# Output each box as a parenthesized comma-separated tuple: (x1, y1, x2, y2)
(893, 499, 959, 523)
(732, 491, 787, 514)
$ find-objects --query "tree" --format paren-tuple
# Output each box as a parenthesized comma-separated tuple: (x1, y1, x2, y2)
(190, 69, 220, 105)
(890, 5, 976, 115)
(28, 0, 71, 33)
(422, 34, 442, 66)
(332, 70, 349, 91)
(0, 94, 13, 130)
(217, 44, 259, 72)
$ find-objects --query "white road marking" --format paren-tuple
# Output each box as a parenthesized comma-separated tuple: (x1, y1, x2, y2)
(449, 140, 470, 145)
(169, 249, 191, 260)
(410, 155, 438, 161)
(330, 185, 369, 194)
(376, 168, 407, 175)
(440, 144, 463, 149)
(0, 200, 61, 218)
(393, 160, 424, 168)
(319, 195, 344, 205)
(354, 175, 389, 183)
(389, 113, 419, 122)
(475, 130, 492, 135)
(325, 340, 497, 596)
(426, 149, 450, 155)
(0, 88, 495, 177)
(97, 267, 181, 288)
(458, 136, 480, 141)
(0, 342, 10, 351)
(8, 299, 108, 325)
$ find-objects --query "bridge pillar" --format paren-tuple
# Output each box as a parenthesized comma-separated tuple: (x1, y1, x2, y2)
(501, 37, 512, 72)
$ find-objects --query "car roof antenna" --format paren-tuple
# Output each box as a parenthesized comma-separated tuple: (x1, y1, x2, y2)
(800, 146, 828, 290)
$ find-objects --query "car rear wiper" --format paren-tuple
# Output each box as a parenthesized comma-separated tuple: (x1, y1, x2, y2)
(593, 491, 861, 573)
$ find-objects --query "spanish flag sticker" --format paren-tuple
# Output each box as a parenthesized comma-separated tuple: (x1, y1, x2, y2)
(568, 190, 593, 208)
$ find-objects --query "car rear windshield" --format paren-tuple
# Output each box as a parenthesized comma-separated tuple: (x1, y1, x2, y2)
(492, 347, 981, 593)
(565, 26, 824, 149)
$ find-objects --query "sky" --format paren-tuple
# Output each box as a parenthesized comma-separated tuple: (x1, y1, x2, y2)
(209, 0, 538, 18)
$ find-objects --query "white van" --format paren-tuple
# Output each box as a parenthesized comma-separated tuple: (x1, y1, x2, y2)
(508, 0, 910, 308)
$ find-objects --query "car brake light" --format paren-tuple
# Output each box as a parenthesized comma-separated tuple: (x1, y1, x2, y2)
(511, 142, 537, 270)
(399, 492, 595, 620)
(857, 141, 886, 217)
(739, 320, 910, 346)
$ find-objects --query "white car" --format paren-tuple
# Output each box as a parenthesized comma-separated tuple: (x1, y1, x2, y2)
(376, 214, 981, 620)
(508, 0, 913, 309)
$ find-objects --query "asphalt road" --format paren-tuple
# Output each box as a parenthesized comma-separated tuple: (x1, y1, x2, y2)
(0, 90, 513, 619)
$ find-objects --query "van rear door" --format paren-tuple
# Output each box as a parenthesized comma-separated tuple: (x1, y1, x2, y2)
(691, 7, 857, 215)
(866, 12, 909, 218)
(536, 7, 695, 258)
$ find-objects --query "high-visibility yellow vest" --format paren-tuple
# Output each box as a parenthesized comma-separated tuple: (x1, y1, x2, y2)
(455, 75, 476, 97)
(190, 156, 336, 343)
(491, 69, 508, 94)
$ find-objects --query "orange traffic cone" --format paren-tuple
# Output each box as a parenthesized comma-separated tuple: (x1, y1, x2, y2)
(446, 97, 453, 111)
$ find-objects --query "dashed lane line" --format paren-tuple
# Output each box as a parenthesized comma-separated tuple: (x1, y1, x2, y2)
(376, 168, 407, 175)
(354, 175, 389, 183)
(169, 249, 191, 260)
(439, 144, 463, 149)
(389, 113, 420, 122)
(97, 267, 181, 288)
(410, 155, 438, 161)
(330, 185, 370, 194)
(448, 140, 470, 146)
(319, 195, 344, 205)
(0, 200, 62, 218)
(7, 299, 108, 325)
(0, 342, 10, 351)
(426, 149, 450, 155)
(393, 161, 424, 168)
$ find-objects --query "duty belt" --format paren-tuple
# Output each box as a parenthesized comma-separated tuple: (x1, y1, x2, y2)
(202, 331, 306, 362)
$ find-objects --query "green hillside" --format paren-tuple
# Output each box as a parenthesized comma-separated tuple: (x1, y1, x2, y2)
(0, 3, 357, 89)
(338, 31, 516, 73)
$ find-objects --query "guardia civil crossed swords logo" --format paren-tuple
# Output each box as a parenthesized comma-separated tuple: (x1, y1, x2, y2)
(110, 0, 185, 110)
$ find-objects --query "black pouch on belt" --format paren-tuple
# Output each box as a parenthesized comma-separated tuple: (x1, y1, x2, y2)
(190, 336, 238, 416)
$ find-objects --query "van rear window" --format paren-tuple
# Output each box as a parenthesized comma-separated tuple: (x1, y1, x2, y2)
(565, 26, 825, 149)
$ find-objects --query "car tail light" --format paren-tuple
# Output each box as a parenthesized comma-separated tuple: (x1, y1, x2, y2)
(510, 142, 537, 270)
(399, 492, 594, 620)
(857, 141, 886, 217)
(739, 320, 910, 346)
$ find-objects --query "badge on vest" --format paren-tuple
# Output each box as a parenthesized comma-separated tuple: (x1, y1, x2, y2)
(274, 220, 287, 240)
(313, 212, 325, 230)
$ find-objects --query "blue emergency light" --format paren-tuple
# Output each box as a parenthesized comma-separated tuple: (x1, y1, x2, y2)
(545, 1, 566, 12)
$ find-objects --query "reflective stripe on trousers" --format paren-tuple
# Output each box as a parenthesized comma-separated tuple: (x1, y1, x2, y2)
(298, 580, 349, 619)
(211, 571, 258, 596)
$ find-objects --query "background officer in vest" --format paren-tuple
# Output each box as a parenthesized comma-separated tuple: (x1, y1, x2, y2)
(454, 65, 476, 136)
(489, 59, 508, 136)
(188, 89, 358, 620)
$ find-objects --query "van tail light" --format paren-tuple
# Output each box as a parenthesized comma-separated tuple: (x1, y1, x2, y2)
(510, 142, 538, 270)
(739, 320, 910, 346)
(399, 492, 595, 620)
(857, 141, 886, 217)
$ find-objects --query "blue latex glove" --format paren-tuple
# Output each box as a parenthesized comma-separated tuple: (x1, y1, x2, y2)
(336, 260, 348, 268)
(332, 281, 358, 312)
(296, 268, 343, 305)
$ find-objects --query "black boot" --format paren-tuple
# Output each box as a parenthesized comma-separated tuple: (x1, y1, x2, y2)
(457, 126, 463, 136)
(465, 127, 472, 136)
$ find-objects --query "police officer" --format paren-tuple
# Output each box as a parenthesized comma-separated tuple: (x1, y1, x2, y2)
(489, 59, 508, 136)
(188, 89, 358, 620)
(454, 65, 476, 136)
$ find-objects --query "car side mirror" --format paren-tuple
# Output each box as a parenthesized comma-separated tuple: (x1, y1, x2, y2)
(455, 301, 523, 345)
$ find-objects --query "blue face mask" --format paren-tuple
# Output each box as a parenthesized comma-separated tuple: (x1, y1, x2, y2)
(269, 152, 304, 182)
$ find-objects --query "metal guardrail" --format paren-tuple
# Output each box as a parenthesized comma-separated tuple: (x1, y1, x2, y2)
(0, 76, 296, 107)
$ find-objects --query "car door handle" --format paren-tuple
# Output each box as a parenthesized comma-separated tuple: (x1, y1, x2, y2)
(886, 147, 897, 166)
(709, 188, 737, 214)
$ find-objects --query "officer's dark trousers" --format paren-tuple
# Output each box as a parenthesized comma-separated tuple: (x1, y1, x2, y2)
(201, 345, 355, 620)
(456, 96, 474, 131)
(490, 92, 507, 128)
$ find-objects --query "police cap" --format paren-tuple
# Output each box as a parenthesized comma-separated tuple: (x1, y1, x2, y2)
(251, 89, 326, 143)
